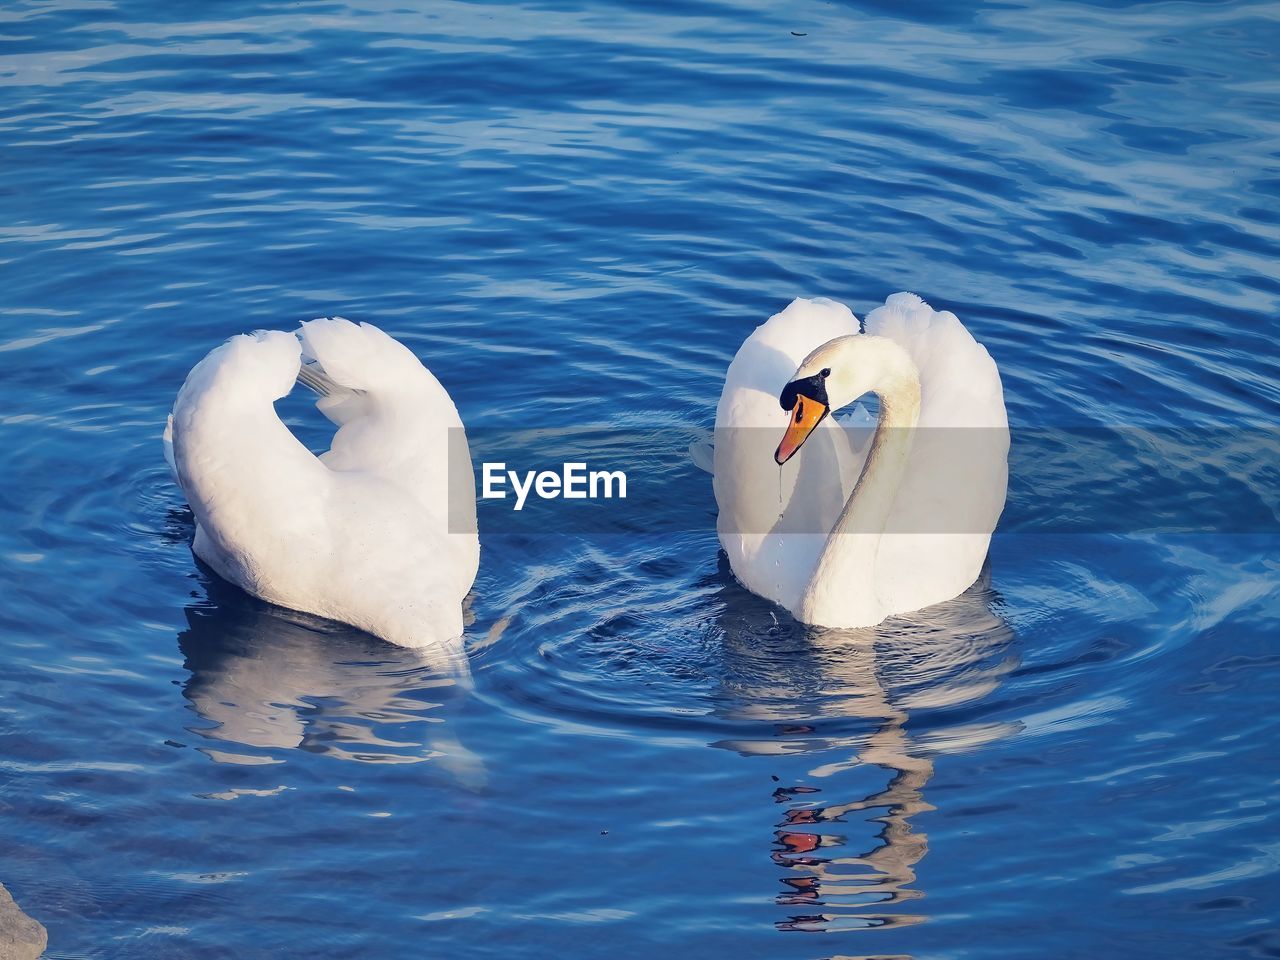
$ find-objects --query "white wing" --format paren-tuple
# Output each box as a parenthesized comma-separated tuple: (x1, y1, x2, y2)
(866, 294, 1009, 615)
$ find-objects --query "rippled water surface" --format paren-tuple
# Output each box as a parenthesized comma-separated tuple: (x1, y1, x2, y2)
(2, 1, 1278, 957)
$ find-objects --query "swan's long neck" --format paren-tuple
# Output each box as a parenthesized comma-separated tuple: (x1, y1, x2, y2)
(799, 353, 921, 626)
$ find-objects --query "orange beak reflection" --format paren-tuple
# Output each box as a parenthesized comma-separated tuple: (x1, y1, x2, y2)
(774, 393, 829, 465)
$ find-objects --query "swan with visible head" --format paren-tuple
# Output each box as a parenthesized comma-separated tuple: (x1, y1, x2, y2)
(713, 293, 1009, 628)
(164, 318, 479, 649)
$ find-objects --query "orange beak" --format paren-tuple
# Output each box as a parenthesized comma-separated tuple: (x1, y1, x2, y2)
(774, 393, 829, 464)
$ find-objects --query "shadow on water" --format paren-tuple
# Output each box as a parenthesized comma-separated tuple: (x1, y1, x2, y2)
(174, 558, 482, 786)
(708, 556, 1020, 935)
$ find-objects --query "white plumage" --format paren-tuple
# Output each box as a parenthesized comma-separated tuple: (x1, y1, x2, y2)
(165, 318, 478, 649)
(713, 293, 1009, 628)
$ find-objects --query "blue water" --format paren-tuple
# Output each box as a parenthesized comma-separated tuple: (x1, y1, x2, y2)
(2, 1, 1278, 957)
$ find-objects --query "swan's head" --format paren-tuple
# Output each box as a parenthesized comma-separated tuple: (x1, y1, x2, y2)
(775, 334, 919, 465)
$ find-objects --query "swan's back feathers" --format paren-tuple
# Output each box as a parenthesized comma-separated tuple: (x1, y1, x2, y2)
(167, 320, 479, 648)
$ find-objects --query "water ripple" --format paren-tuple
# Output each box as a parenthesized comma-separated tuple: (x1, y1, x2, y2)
(0, 0, 1277, 956)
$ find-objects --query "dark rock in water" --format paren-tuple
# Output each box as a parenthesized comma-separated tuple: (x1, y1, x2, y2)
(0, 883, 46, 960)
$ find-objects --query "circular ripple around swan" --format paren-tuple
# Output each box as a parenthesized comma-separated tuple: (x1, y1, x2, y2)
(469, 534, 1025, 752)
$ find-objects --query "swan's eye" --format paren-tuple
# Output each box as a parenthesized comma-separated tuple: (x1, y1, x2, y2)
(820, 367, 831, 378)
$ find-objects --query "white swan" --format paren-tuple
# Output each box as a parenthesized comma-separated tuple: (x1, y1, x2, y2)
(713, 293, 1008, 629)
(164, 318, 479, 649)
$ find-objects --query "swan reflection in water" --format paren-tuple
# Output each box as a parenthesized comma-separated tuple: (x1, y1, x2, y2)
(176, 571, 481, 785)
(712, 560, 1020, 935)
